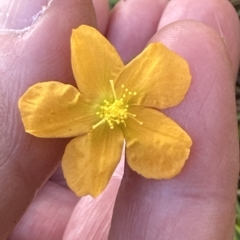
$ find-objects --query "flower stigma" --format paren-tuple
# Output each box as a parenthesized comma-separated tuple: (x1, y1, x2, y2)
(92, 80, 143, 130)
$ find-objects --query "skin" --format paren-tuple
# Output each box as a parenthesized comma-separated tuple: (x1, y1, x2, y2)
(0, 0, 239, 239)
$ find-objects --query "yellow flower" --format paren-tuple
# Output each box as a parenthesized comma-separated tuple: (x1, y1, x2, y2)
(18, 25, 192, 197)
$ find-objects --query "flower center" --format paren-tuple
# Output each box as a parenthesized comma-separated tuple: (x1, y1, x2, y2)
(92, 80, 143, 130)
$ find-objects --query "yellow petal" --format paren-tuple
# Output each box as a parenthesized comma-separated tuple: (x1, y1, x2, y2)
(18, 81, 98, 138)
(71, 25, 124, 102)
(62, 124, 124, 197)
(115, 43, 191, 109)
(123, 106, 192, 179)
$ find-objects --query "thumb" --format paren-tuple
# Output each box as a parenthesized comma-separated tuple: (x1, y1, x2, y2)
(0, 0, 96, 238)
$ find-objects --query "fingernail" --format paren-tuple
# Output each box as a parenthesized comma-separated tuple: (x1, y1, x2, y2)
(0, 0, 50, 30)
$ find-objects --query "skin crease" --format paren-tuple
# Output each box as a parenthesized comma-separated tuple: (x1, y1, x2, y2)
(0, 0, 238, 240)
(92, 0, 109, 34)
(107, 0, 169, 63)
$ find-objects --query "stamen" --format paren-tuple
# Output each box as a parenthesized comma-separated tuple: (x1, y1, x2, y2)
(92, 119, 106, 129)
(110, 80, 117, 100)
(128, 114, 143, 125)
(92, 81, 142, 130)
(127, 113, 136, 117)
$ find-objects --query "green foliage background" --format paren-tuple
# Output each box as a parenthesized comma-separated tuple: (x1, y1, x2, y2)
(235, 199, 240, 240)
(108, 0, 120, 9)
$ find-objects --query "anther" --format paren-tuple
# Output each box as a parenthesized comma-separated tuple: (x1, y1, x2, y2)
(110, 80, 117, 100)
(128, 115, 143, 125)
(93, 80, 141, 130)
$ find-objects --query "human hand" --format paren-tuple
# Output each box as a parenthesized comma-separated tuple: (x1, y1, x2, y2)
(0, 0, 97, 238)
(1, 0, 239, 239)
(108, 0, 240, 239)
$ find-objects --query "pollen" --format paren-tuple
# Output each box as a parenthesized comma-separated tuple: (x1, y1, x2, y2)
(92, 80, 142, 130)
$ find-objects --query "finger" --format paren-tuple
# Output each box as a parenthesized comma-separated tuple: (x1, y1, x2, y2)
(92, 0, 109, 34)
(8, 182, 78, 240)
(50, 165, 68, 187)
(159, 0, 240, 75)
(63, 158, 124, 240)
(0, 0, 96, 238)
(106, 0, 168, 63)
(0, 0, 48, 30)
(109, 18, 240, 240)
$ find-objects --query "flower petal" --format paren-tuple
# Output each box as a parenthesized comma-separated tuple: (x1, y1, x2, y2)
(71, 25, 124, 102)
(115, 43, 191, 109)
(18, 81, 98, 138)
(62, 124, 124, 197)
(123, 106, 192, 179)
